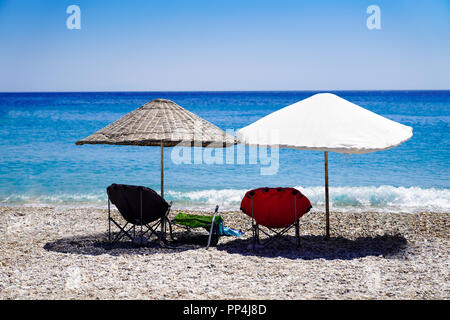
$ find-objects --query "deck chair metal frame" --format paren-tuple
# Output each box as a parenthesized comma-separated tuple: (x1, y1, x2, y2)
(166, 205, 221, 249)
(249, 193, 300, 249)
(107, 187, 172, 247)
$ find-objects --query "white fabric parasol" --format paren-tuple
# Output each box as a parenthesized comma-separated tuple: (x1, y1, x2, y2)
(237, 93, 413, 237)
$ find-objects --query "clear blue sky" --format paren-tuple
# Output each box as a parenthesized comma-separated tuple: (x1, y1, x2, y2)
(0, 0, 449, 91)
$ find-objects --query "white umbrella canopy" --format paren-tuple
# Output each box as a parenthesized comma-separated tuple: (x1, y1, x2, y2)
(237, 93, 413, 237)
(237, 93, 412, 153)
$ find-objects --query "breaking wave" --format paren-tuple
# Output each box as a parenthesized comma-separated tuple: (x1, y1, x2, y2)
(1, 186, 449, 213)
(167, 186, 450, 213)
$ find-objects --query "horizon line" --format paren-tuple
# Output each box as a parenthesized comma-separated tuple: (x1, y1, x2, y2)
(0, 89, 449, 94)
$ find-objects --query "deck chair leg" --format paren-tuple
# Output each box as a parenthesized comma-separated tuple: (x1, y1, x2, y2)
(140, 219, 162, 241)
(206, 223, 214, 249)
(256, 224, 261, 245)
(109, 218, 135, 243)
(168, 218, 175, 241)
(161, 216, 166, 243)
(251, 223, 260, 250)
(206, 205, 219, 249)
(215, 224, 221, 246)
(295, 220, 300, 248)
(137, 189, 143, 242)
(158, 220, 166, 247)
(108, 198, 112, 244)
(251, 222, 256, 250)
(260, 225, 291, 248)
(206, 222, 220, 249)
(158, 202, 172, 247)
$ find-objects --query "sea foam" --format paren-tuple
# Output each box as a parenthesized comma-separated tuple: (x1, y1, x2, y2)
(167, 186, 450, 213)
(2, 185, 448, 213)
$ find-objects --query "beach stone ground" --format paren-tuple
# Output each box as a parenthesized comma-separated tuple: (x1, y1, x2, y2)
(0, 206, 448, 299)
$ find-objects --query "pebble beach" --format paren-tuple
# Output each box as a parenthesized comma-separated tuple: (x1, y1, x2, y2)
(0, 206, 448, 300)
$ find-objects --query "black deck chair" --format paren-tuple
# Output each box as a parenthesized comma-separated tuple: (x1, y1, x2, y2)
(107, 184, 171, 246)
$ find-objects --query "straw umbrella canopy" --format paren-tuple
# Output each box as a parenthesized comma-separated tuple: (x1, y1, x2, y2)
(76, 98, 236, 198)
(237, 93, 413, 237)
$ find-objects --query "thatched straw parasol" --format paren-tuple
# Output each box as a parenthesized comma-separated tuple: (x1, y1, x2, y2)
(76, 98, 236, 198)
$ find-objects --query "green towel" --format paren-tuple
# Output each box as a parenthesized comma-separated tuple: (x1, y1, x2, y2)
(173, 212, 223, 229)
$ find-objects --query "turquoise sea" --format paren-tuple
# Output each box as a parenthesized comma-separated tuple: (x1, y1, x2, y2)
(0, 91, 449, 212)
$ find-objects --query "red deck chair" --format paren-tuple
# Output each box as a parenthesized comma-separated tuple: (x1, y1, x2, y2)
(240, 187, 312, 249)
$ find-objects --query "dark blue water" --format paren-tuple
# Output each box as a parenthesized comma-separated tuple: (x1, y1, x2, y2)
(0, 91, 449, 212)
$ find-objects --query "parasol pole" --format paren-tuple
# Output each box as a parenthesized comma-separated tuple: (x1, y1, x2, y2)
(160, 140, 166, 242)
(324, 151, 330, 238)
(161, 140, 164, 198)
